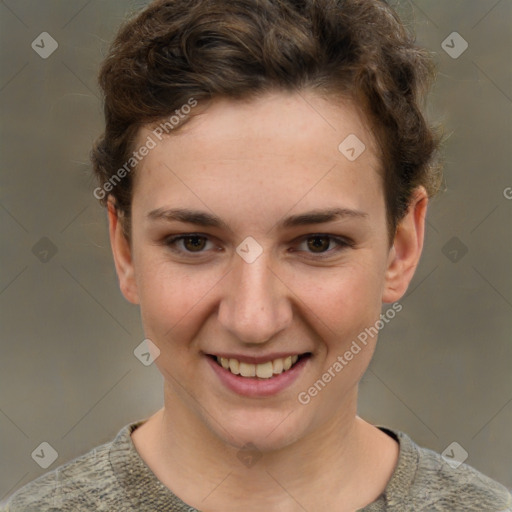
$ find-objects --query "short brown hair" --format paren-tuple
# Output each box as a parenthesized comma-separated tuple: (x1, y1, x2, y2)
(91, 0, 443, 246)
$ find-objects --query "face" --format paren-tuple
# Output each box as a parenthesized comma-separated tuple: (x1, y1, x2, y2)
(109, 90, 426, 451)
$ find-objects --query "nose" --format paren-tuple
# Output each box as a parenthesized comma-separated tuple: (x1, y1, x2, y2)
(217, 249, 292, 345)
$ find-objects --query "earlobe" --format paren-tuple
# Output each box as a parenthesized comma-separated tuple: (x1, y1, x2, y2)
(107, 198, 140, 304)
(382, 187, 428, 304)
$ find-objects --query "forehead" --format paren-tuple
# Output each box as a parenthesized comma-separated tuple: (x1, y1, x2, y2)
(131, 91, 384, 221)
(143, 91, 378, 161)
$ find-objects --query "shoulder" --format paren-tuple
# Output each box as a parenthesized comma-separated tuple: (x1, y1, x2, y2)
(383, 429, 512, 511)
(413, 443, 511, 511)
(0, 424, 135, 512)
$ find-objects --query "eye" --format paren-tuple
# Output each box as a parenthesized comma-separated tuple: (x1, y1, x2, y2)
(294, 234, 353, 258)
(164, 234, 215, 254)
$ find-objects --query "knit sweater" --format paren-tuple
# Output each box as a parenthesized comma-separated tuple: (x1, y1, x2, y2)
(1, 419, 510, 511)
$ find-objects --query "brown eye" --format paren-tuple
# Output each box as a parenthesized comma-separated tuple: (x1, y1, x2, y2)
(182, 235, 207, 252)
(294, 234, 353, 259)
(306, 235, 331, 253)
(164, 234, 212, 254)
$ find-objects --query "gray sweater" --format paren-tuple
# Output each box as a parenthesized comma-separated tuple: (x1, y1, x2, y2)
(1, 419, 510, 511)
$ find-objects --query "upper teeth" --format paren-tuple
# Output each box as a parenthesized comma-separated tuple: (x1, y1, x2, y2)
(216, 355, 300, 379)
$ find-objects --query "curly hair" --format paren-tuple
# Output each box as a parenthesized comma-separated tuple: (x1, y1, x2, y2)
(91, 0, 443, 246)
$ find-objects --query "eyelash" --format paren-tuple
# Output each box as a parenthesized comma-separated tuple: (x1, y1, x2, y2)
(162, 233, 354, 259)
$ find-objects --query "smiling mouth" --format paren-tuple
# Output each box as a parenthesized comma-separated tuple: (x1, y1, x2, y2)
(209, 353, 311, 379)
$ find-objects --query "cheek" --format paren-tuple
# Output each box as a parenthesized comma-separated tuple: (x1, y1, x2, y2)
(136, 264, 214, 385)
(300, 262, 385, 339)
(134, 254, 217, 342)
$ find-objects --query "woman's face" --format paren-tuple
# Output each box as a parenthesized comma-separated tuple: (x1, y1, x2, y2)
(110, 91, 424, 451)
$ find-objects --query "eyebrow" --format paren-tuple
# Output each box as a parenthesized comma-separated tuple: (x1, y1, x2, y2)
(147, 207, 369, 230)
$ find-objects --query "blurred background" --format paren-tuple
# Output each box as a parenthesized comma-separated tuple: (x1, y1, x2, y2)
(1, 0, 511, 500)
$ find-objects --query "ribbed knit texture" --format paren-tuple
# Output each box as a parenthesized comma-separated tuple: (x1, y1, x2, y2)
(2, 419, 510, 511)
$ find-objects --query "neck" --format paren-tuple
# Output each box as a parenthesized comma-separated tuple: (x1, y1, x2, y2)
(132, 386, 398, 511)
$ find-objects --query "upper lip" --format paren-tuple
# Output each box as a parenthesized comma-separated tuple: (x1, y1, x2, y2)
(206, 352, 311, 364)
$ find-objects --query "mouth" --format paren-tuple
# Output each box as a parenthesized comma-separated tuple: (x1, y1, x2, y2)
(207, 353, 312, 379)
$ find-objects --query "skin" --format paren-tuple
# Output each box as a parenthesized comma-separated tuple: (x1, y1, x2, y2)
(108, 90, 428, 511)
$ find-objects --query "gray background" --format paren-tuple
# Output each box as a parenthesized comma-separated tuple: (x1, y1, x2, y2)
(1, 0, 511, 501)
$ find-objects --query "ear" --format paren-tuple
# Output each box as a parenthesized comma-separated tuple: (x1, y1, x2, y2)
(107, 198, 140, 304)
(382, 186, 428, 304)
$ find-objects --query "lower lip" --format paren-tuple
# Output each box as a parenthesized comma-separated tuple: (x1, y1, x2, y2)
(206, 355, 310, 398)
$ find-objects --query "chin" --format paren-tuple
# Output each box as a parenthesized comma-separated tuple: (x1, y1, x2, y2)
(208, 408, 309, 453)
